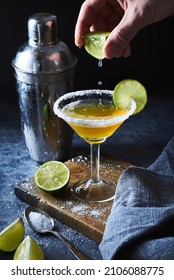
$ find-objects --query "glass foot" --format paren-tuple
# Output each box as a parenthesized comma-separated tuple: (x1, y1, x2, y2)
(71, 179, 116, 203)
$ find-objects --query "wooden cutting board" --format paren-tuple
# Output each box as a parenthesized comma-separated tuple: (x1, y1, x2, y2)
(15, 154, 132, 243)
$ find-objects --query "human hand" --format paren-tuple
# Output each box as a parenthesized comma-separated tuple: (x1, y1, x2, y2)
(75, 0, 174, 58)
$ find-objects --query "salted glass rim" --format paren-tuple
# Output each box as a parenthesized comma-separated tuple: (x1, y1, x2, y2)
(53, 89, 136, 127)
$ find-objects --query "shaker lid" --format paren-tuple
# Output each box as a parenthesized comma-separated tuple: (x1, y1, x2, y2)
(12, 12, 77, 74)
(28, 12, 58, 46)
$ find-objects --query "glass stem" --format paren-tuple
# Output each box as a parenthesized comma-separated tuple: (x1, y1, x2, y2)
(90, 144, 100, 183)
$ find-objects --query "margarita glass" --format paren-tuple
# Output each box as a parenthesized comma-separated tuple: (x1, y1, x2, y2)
(54, 90, 136, 202)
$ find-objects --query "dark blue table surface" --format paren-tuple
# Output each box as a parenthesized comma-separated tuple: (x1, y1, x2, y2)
(1, 89, 174, 260)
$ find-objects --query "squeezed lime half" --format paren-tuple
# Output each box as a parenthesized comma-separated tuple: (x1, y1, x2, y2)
(82, 31, 110, 59)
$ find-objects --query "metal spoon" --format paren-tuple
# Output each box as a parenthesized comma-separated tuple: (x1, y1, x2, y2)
(24, 206, 91, 260)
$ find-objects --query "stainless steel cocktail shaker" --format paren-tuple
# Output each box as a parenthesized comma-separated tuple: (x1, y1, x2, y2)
(12, 12, 77, 163)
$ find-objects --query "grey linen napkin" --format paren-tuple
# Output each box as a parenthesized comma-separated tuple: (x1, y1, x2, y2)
(99, 136, 174, 260)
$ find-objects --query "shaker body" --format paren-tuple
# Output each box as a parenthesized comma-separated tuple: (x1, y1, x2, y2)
(14, 70, 74, 163)
(12, 13, 77, 163)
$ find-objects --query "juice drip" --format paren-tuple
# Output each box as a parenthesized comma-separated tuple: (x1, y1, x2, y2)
(98, 59, 103, 67)
(98, 59, 103, 86)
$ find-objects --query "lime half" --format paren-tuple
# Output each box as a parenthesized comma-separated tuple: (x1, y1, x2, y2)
(0, 217, 25, 252)
(113, 79, 147, 115)
(82, 31, 110, 59)
(35, 161, 70, 192)
(14, 235, 44, 260)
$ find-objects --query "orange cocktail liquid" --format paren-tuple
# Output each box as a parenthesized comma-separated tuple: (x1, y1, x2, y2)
(62, 99, 127, 144)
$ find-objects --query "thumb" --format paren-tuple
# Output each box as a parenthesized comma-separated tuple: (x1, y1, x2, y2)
(104, 13, 142, 58)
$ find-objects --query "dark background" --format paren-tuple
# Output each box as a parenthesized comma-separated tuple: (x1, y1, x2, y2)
(1, 0, 174, 102)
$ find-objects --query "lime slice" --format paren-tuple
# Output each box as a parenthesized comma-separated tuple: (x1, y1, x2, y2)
(82, 31, 110, 59)
(14, 235, 44, 260)
(0, 217, 25, 252)
(35, 161, 70, 192)
(113, 79, 147, 115)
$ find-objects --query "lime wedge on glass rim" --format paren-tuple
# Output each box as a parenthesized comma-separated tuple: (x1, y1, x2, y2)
(82, 31, 110, 59)
(0, 217, 25, 252)
(35, 161, 70, 192)
(113, 79, 147, 115)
